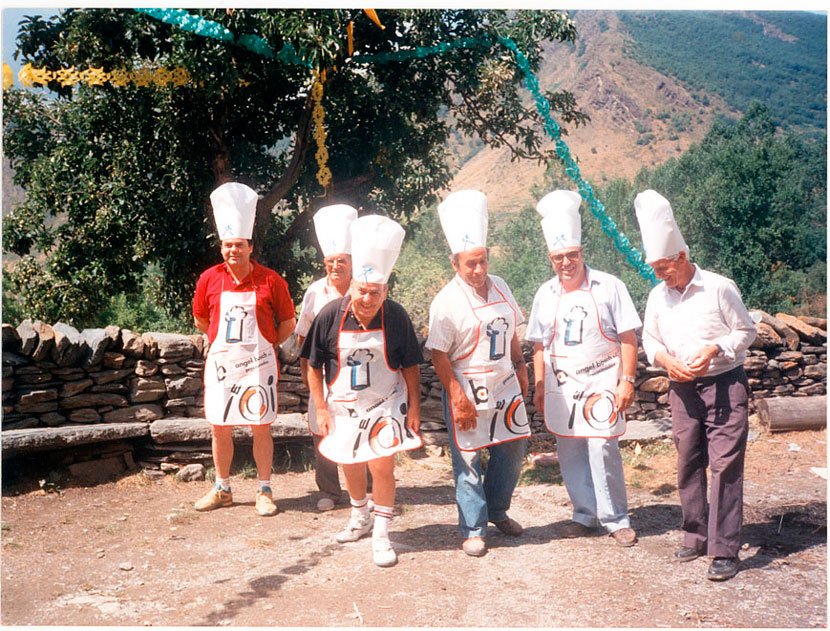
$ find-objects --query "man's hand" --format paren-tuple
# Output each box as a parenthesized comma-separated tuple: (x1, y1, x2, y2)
(656, 351, 695, 382)
(452, 390, 478, 432)
(316, 406, 333, 437)
(686, 345, 720, 378)
(407, 410, 420, 434)
(615, 380, 635, 413)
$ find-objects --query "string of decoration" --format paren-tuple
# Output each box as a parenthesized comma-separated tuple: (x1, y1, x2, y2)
(133, 8, 310, 67)
(311, 72, 332, 190)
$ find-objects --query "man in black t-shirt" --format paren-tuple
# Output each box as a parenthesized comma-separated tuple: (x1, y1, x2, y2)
(299, 214, 422, 568)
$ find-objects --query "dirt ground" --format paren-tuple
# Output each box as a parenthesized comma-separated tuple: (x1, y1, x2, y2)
(1, 423, 826, 628)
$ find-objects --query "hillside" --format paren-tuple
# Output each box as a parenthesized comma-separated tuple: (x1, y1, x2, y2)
(448, 9, 825, 215)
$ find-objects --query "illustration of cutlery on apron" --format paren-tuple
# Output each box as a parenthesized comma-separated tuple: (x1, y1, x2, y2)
(204, 277, 279, 426)
(543, 284, 625, 438)
(449, 280, 531, 451)
(319, 302, 421, 464)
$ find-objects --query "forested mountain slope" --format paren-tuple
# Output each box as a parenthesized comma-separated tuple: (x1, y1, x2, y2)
(449, 10, 826, 214)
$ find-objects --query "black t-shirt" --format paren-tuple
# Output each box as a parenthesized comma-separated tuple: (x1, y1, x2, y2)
(300, 295, 423, 386)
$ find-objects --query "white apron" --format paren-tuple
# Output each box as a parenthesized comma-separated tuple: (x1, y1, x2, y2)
(204, 278, 279, 426)
(543, 284, 625, 438)
(449, 281, 530, 451)
(319, 302, 422, 464)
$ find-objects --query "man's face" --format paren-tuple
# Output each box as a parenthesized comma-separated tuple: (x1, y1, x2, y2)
(452, 247, 489, 290)
(221, 239, 254, 267)
(324, 253, 352, 284)
(650, 251, 688, 288)
(350, 281, 387, 321)
(548, 246, 584, 285)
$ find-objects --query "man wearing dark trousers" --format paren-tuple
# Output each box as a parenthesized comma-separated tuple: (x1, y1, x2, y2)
(636, 189, 756, 581)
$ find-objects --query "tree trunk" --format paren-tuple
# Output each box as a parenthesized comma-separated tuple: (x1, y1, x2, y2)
(253, 96, 316, 249)
(757, 396, 826, 433)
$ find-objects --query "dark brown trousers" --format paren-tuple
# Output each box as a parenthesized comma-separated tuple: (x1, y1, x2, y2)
(668, 366, 749, 557)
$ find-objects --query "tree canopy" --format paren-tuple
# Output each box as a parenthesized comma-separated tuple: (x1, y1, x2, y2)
(2, 8, 588, 328)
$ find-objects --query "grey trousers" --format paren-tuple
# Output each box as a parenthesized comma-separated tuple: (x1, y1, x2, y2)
(313, 433, 342, 499)
(668, 366, 749, 557)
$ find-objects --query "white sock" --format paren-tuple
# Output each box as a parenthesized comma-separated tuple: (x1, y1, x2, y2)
(350, 496, 370, 518)
(216, 477, 230, 492)
(258, 479, 271, 491)
(373, 504, 394, 539)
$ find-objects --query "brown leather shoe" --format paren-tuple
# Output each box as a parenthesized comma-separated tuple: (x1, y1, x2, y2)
(462, 537, 487, 557)
(559, 520, 593, 538)
(491, 517, 523, 537)
(610, 527, 637, 547)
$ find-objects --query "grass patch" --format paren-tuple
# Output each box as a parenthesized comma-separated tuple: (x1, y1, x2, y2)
(518, 462, 562, 486)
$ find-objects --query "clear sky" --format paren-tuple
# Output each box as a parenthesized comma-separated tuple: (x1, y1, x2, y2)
(3, 7, 58, 77)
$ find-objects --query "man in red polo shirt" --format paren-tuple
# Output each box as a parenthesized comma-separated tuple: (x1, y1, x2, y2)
(192, 182, 296, 516)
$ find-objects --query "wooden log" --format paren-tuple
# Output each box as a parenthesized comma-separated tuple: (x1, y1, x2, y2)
(756, 395, 826, 433)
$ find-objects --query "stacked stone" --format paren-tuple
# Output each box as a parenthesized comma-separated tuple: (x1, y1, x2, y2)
(2, 311, 825, 438)
(2, 322, 207, 430)
(743, 312, 826, 399)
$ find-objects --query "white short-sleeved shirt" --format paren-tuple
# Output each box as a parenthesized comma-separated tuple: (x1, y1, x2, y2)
(426, 274, 524, 361)
(295, 277, 346, 339)
(526, 266, 642, 348)
(642, 265, 756, 377)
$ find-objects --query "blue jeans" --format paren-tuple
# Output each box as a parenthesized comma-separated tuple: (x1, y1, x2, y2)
(443, 391, 527, 539)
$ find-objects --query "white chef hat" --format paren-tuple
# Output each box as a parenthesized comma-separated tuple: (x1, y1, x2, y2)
(634, 190, 688, 263)
(536, 190, 583, 252)
(210, 182, 258, 240)
(437, 189, 488, 254)
(350, 215, 405, 285)
(313, 204, 358, 256)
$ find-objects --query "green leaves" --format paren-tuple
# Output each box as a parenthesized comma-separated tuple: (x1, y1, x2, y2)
(3, 8, 586, 327)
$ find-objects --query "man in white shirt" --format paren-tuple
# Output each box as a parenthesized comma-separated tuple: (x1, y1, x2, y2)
(527, 190, 640, 547)
(296, 204, 357, 511)
(636, 190, 756, 581)
(427, 190, 531, 557)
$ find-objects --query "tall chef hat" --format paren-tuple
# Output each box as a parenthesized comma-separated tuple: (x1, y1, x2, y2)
(536, 190, 583, 252)
(350, 215, 405, 285)
(313, 204, 358, 256)
(210, 182, 258, 240)
(437, 189, 488, 254)
(634, 190, 688, 263)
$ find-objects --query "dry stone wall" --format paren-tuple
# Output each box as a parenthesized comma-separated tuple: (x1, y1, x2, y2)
(2, 311, 826, 445)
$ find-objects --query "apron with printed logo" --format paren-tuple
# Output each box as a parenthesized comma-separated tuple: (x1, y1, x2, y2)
(449, 281, 530, 451)
(543, 284, 625, 438)
(319, 302, 422, 464)
(204, 276, 279, 426)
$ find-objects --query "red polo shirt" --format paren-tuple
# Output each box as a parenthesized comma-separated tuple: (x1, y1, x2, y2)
(192, 260, 295, 344)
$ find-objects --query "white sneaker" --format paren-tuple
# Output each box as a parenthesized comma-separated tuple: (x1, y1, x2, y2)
(372, 535, 397, 567)
(336, 511, 373, 543)
(316, 497, 335, 511)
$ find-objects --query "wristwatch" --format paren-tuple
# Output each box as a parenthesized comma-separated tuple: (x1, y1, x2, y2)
(620, 375, 636, 384)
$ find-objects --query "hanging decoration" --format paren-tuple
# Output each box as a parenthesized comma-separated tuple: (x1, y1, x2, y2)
(9, 63, 257, 89)
(311, 71, 332, 191)
(133, 8, 310, 67)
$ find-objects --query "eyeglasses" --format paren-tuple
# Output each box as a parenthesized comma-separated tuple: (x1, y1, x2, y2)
(324, 257, 349, 267)
(549, 251, 582, 264)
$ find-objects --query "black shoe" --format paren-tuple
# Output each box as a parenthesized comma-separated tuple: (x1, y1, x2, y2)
(707, 556, 739, 581)
(674, 546, 704, 562)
